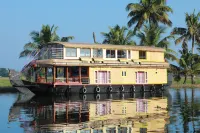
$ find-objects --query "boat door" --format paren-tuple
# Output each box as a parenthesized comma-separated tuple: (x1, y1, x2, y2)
(136, 71, 147, 84)
(98, 71, 107, 84)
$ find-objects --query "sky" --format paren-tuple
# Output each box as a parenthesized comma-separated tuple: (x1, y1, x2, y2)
(0, 0, 200, 70)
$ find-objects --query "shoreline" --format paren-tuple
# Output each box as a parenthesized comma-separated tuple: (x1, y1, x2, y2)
(171, 84, 200, 88)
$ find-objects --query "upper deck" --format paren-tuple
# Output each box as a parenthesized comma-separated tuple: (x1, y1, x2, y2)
(36, 42, 168, 67)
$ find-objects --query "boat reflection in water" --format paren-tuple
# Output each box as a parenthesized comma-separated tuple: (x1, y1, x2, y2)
(8, 91, 170, 133)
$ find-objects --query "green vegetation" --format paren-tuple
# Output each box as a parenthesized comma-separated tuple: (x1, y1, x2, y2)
(171, 11, 200, 84)
(0, 68, 9, 77)
(20, 24, 74, 58)
(101, 25, 136, 45)
(173, 77, 200, 85)
(137, 24, 177, 61)
(126, 0, 172, 32)
(0, 77, 12, 87)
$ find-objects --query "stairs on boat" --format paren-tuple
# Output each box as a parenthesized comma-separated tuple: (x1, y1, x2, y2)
(8, 69, 35, 96)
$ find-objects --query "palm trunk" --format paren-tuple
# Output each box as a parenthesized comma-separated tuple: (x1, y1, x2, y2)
(191, 35, 195, 84)
(93, 32, 97, 44)
(192, 35, 195, 54)
(191, 75, 195, 84)
(183, 75, 187, 84)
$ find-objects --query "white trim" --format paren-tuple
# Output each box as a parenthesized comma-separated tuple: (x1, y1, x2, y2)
(64, 47, 80, 59)
(91, 49, 93, 58)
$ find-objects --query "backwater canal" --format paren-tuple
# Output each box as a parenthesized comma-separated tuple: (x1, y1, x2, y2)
(0, 88, 200, 133)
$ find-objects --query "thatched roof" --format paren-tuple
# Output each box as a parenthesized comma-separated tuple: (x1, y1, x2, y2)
(48, 42, 165, 52)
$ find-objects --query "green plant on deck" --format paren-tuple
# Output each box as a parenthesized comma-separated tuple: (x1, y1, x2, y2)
(19, 24, 74, 58)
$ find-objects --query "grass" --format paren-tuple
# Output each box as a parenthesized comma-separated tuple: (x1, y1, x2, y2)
(0, 77, 12, 87)
(171, 77, 200, 88)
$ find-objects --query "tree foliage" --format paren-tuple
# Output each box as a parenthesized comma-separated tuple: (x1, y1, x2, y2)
(137, 24, 177, 61)
(101, 25, 136, 45)
(126, 0, 173, 32)
(171, 11, 200, 54)
(20, 24, 74, 58)
(0, 68, 9, 77)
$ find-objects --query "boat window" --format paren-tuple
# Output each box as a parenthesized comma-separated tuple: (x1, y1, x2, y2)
(80, 48, 91, 57)
(47, 68, 53, 83)
(56, 67, 66, 82)
(122, 71, 126, 76)
(139, 51, 146, 59)
(81, 67, 88, 77)
(37, 68, 46, 83)
(69, 66, 79, 77)
(106, 50, 115, 58)
(66, 48, 77, 57)
(93, 49, 103, 58)
(117, 50, 127, 58)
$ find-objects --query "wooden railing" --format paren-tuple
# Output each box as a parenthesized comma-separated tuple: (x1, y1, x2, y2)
(68, 77, 90, 84)
(81, 77, 90, 84)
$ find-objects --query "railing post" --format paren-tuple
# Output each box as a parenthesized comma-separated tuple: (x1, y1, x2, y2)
(66, 67, 68, 83)
(45, 67, 47, 83)
(34, 67, 37, 83)
(79, 66, 81, 83)
(53, 66, 56, 83)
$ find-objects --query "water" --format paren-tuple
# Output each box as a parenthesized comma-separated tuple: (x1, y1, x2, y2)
(0, 89, 200, 133)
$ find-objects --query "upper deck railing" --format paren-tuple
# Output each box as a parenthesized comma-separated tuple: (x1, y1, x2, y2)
(36, 44, 166, 63)
(38, 48, 63, 60)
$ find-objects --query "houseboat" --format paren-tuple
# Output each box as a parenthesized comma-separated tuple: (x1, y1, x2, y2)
(9, 94, 169, 133)
(10, 42, 169, 95)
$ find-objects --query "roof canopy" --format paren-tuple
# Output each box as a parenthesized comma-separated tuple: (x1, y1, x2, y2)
(48, 42, 165, 52)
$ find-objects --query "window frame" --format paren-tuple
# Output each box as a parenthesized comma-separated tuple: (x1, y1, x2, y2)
(106, 49, 116, 58)
(117, 50, 127, 58)
(80, 48, 91, 57)
(93, 49, 103, 58)
(65, 48, 77, 57)
(122, 71, 126, 76)
(128, 50, 131, 59)
(139, 51, 146, 59)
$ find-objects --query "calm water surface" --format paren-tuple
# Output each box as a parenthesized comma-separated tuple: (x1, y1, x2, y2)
(0, 89, 200, 133)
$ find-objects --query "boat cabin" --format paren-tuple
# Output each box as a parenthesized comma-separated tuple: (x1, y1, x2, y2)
(22, 42, 169, 94)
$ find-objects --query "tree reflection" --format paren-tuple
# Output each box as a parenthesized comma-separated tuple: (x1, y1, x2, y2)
(170, 88, 200, 132)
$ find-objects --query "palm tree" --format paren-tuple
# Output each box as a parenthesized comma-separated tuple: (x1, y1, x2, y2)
(179, 48, 200, 84)
(20, 24, 74, 58)
(137, 24, 177, 61)
(101, 25, 136, 45)
(126, 0, 173, 32)
(171, 11, 200, 54)
(178, 42, 190, 84)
